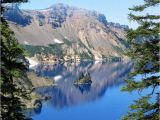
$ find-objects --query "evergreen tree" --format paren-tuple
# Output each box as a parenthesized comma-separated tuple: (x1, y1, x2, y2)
(122, 0, 160, 120)
(1, 0, 30, 120)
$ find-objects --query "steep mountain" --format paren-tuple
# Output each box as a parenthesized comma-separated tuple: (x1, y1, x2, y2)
(4, 3, 129, 60)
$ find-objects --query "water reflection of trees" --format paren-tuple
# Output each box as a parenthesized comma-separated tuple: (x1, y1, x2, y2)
(33, 61, 133, 109)
(74, 84, 91, 94)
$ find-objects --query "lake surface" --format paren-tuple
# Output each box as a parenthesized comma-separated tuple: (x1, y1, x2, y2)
(28, 61, 146, 120)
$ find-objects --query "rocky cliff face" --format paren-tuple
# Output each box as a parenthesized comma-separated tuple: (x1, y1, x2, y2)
(4, 3, 129, 60)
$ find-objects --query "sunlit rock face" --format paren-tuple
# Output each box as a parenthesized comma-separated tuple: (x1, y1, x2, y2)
(4, 3, 129, 59)
(31, 61, 133, 109)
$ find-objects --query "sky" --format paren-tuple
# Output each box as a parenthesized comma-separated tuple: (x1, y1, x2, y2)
(20, 0, 159, 29)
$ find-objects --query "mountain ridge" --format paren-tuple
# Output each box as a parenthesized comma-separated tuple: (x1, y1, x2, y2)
(4, 3, 129, 60)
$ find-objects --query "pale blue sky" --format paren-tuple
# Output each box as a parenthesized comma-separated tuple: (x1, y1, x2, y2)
(20, 0, 159, 29)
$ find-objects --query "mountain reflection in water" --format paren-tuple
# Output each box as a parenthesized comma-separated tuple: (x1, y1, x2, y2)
(32, 61, 133, 109)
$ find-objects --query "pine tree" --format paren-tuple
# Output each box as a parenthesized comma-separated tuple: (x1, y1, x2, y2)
(1, 0, 30, 120)
(122, 0, 160, 120)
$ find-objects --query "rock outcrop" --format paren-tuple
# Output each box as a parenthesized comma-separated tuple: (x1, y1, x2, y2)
(4, 3, 129, 60)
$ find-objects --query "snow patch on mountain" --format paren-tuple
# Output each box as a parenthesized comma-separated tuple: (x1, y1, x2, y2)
(54, 38, 63, 44)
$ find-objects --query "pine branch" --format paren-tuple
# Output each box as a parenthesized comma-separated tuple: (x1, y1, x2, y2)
(129, 0, 160, 12)
(1, 0, 28, 4)
(129, 13, 160, 21)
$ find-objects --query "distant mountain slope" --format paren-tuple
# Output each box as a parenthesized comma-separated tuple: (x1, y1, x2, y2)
(4, 3, 129, 60)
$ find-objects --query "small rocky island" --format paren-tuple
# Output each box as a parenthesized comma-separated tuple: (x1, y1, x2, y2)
(74, 72, 92, 85)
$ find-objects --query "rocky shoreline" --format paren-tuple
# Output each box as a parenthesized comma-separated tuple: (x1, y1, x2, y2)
(23, 72, 56, 110)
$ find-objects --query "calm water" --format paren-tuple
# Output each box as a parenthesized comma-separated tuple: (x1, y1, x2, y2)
(27, 61, 147, 120)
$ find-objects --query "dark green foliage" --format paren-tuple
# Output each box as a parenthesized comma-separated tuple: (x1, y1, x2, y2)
(49, 44, 64, 56)
(129, 0, 160, 12)
(122, 95, 159, 120)
(77, 40, 94, 60)
(63, 38, 73, 46)
(2, 0, 28, 3)
(22, 44, 64, 57)
(111, 56, 122, 62)
(1, 0, 31, 120)
(74, 72, 92, 85)
(79, 52, 93, 60)
(112, 45, 124, 56)
(1, 18, 31, 120)
(79, 73, 85, 80)
(22, 45, 45, 56)
(22, 40, 94, 60)
(122, 0, 160, 120)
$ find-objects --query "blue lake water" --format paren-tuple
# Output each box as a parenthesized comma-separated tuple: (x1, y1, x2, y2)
(28, 61, 153, 120)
